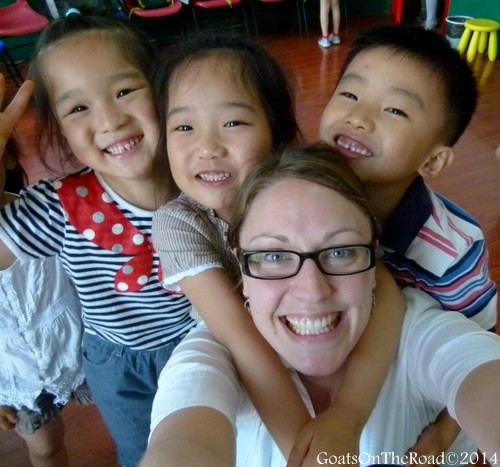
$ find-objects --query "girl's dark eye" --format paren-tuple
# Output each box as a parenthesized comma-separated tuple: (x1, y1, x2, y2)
(70, 105, 87, 114)
(117, 89, 132, 98)
(339, 92, 357, 100)
(224, 121, 244, 128)
(386, 108, 408, 117)
(175, 125, 192, 132)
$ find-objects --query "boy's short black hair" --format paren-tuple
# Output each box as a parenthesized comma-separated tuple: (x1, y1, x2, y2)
(340, 25, 478, 146)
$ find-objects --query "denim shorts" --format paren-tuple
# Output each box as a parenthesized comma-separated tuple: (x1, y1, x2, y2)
(82, 332, 185, 467)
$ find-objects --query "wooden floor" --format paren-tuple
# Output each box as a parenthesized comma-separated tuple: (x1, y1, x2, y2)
(1, 12, 499, 467)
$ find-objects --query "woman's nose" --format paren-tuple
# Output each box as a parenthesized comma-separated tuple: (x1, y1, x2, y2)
(292, 258, 333, 300)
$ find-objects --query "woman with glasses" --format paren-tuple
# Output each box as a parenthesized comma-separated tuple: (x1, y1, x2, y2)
(142, 143, 500, 466)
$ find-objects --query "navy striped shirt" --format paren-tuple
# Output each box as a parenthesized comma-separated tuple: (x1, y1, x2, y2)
(381, 177, 497, 332)
(0, 169, 195, 350)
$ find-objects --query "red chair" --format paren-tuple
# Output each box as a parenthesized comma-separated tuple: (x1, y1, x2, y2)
(190, 0, 249, 34)
(0, 0, 49, 84)
(120, 0, 186, 41)
(0, 0, 49, 36)
(121, 0, 183, 20)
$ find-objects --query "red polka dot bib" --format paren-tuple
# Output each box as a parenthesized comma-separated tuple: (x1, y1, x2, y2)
(56, 171, 159, 293)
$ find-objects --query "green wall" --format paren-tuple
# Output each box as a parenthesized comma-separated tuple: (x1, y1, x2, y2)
(449, 0, 500, 22)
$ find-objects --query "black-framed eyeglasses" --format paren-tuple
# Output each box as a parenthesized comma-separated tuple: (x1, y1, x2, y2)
(239, 243, 377, 280)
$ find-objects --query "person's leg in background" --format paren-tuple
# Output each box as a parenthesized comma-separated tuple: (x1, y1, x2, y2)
(329, 0, 341, 44)
(424, 0, 438, 29)
(18, 416, 69, 467)
(318, 0, 341, 48)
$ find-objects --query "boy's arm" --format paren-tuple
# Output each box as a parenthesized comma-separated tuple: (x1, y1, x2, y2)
(181, 269, 310, 458)
(288, 264, 406, 466)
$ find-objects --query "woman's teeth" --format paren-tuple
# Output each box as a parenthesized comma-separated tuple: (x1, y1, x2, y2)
(286, 313, 341, 336)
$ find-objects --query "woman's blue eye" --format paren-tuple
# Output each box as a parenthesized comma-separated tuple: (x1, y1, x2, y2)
(250, 252, 291, 264)
(264, 253, 286, 262)
(329, 248, 354, 260)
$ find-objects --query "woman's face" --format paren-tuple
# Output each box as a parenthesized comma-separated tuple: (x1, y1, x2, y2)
(239, 178, 376, 378)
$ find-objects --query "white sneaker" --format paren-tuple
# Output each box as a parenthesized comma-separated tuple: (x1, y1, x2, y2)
(329, 34, 341, 45)
(318, 37, 331, 48)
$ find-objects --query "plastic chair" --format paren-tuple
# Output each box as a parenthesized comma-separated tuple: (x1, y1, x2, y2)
(0, 0, 49, 36)
(457, 18, 500, 63)
(190, 0, 249, 34)
(119, 0, 186, 41)
(0, 0, 49, 84)
(121, 0, 183, 20)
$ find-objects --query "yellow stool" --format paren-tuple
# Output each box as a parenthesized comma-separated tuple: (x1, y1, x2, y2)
(458, 18, 500, 62)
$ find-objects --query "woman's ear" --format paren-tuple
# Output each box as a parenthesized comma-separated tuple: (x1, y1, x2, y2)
(233, 247, 249, 297)
(418, 146, 455, 179)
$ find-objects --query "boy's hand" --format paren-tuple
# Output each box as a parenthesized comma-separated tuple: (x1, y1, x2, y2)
(0, 405, 18, 430)
(0, 74, 34, 158)
(287, 409, 361, 467)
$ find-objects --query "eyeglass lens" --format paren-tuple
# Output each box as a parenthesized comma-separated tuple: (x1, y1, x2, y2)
(246, 245, 373, 279)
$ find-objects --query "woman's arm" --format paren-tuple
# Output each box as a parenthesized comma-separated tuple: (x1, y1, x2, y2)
(142, 407, 235, 467)
(455, 360, 500, 460)
(142, 325, 238, 466)
(181, 269, 310, 457)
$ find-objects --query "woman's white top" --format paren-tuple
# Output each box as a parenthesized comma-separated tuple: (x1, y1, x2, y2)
(151, 287, 500, 466)
(0, 255, 84, 411)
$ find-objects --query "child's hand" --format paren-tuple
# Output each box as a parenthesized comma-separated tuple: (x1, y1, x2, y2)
(0, 74, 34, 159)
(0, 405, 18, 430)
(287, 409, 362, 467)
(405, 412, 461, 466)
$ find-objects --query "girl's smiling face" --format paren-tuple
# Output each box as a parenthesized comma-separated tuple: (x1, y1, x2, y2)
(166, 56, 273, 222)
(44, 32, 160, 199)
(239, 177, 376, 378)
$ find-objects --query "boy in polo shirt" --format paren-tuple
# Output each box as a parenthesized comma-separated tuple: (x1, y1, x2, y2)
(319, 24, 497, 458)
